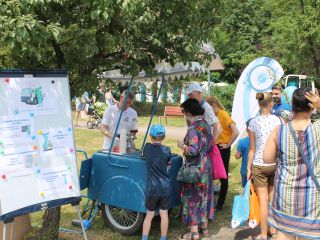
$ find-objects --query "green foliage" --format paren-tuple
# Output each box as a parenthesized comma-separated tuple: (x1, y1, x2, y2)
(210, 0, 269, 83)
(263, 0, 320, 75)
(0, 0, 219, 95)
(208, 84, 236, 113)
(210, 0, 320, 82)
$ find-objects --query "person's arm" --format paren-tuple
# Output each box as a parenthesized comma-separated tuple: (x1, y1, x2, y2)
(177, 128, 200, 160)
(234, 142, 242, 159)
(167, 148, 172, 166)
(92, 95, 96, 103)
(263, 127, 278, 164)
(305, 89, 320, 109)
(212, 121, 222, 143)
(203, 103, 221, 142)
(112, 95, 118, 103)
(235, 151, 242, 159)
(220, 122, 239, 149)
(227, 123, 239, 147)
(247, 129, 255, 180)
(104, 92, 109, 104)
(100, 124, 113, 139)
(100, 107, 112, 138)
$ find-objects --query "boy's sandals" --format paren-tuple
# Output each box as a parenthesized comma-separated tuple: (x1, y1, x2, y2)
(198, 227, 210, 238)
(178, 232, 200, 240)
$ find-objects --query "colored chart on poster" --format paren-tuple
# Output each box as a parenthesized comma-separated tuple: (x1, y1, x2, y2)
(0, 71, 80, 220)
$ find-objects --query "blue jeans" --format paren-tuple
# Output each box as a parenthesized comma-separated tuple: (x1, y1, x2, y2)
(241, 174, 247, 188)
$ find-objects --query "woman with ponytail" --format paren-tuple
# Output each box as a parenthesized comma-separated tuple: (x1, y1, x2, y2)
(247, 92, 281, 240)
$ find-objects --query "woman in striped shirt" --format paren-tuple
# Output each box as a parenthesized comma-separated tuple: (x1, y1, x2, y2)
(264, 88, 320, 240)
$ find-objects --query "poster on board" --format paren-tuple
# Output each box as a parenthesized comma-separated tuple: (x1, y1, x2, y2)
(0, 71, 80, 221)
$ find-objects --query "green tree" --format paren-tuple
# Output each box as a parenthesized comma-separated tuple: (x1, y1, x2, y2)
(0, 0, 220, 238)
(210, 0, 271, 82)
(263, 0, 320, 75)
(1, 0, 219, 95)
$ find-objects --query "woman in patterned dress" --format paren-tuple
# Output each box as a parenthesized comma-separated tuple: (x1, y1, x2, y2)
(264, 88, 320, 240)
(177, 98, 214, 240)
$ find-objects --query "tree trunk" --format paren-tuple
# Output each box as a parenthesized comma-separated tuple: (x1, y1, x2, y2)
(26, 207, 61, 240)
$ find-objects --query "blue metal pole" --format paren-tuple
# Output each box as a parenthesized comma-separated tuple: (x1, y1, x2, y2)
(141, 75, 165, 151)
(108, 76, 134, 158)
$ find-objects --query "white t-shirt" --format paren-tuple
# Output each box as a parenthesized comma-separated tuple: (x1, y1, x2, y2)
(102, 104, 138, 150)
(249, 115, 281, 166)
(201, 101, 219, 133)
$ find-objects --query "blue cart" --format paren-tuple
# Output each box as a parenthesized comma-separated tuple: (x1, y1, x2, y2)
(79, 74, 185, 235)
(80, 151, 182, 235)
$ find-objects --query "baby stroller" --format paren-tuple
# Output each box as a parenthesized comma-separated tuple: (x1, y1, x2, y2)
(87, 101, 106, 129)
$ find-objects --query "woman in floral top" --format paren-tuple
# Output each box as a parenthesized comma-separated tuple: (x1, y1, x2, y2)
(177, 98, 214, 240)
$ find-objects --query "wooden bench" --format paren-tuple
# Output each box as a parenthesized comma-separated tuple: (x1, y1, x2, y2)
(159, 106, 184, 124)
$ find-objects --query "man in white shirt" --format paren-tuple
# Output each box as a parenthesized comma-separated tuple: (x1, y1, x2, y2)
(101, 90, 138, 150)
(185, 82, 222, 142)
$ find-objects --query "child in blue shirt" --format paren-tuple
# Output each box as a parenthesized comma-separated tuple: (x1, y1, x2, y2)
(142, 124, 172, 240)
(235, 120, 251, 188)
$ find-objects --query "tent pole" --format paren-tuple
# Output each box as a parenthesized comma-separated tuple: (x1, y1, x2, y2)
(3, 224, 6, 240)
(10, 221, 14, 240)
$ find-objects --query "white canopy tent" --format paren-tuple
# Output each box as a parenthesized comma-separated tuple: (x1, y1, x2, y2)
(102, 42, 224, 83)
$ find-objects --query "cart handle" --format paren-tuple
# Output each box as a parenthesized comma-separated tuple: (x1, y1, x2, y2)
(141, 75, 165, 152)
(76, 149, 89, 160)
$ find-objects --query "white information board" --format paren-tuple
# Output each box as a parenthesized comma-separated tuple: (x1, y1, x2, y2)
(0, 71, 80, 220)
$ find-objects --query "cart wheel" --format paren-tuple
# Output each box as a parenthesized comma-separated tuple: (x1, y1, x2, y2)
(87, 121, 94, 129)
(101, 204, 145, 236)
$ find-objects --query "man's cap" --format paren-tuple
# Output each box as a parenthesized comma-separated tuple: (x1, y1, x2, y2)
(150, 124, 166, 137)
(185, 82, 203, 95)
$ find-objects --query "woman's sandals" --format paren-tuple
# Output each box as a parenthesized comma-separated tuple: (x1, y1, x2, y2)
(179, 232, 200, 240)
(199, 227, 210, 238)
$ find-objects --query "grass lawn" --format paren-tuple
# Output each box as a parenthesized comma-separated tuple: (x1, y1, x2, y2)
(30, 128, 243, 240)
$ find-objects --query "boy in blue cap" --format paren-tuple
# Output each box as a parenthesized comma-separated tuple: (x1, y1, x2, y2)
(142, 124, 172, 240)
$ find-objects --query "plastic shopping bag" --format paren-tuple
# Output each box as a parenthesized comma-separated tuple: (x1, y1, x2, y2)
(210, 144, 227, 180)
(249, 181, 260, 228)
(231, 180, 250, 228)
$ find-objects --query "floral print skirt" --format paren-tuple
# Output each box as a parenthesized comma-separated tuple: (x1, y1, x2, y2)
(181, 178, 214, 226)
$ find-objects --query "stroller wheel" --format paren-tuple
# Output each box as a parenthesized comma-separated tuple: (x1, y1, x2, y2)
(96, 120, 102, 130)
(87, 121, 94, 129)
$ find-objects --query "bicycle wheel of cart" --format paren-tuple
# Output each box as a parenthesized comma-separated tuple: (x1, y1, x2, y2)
(101, 204, 145, 235)
(87, 121, 94, 129)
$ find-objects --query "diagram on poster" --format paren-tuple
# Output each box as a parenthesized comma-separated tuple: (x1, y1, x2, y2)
(4, 78, 59, 116)
(37, 128, 75, 156)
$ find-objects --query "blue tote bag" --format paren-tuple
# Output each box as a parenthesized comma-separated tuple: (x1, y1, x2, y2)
(231, 181, 250, 228)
